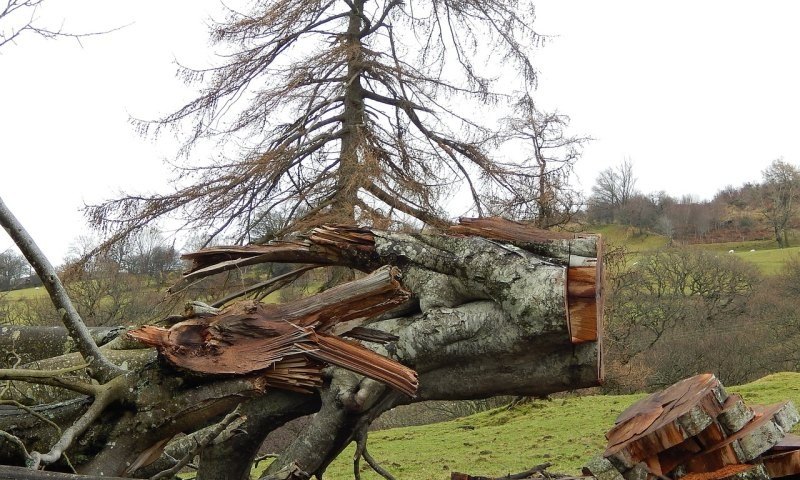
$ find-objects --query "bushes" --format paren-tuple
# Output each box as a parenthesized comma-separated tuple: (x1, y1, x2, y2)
(604, 246, 799, 392)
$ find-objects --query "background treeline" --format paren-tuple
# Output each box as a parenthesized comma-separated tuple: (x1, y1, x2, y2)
(586, 159, 800, 246)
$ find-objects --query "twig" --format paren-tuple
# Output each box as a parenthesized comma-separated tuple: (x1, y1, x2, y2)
(254, 453, 279, 469)
(0, 196, 123, 383)
(0, 399, 64, 436)
(28, 374, 128, 469)
(363, 448, 397, 480)
(149, 406, 245, 480)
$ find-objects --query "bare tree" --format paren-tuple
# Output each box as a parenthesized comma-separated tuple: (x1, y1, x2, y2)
(487, 95, 589, 226)
(760, 158, 800, 248)
(604, 247, 761, 391)
(86, 0, 546, 248)
(0, 248, 27, 290)
(588, 159, 637, 223)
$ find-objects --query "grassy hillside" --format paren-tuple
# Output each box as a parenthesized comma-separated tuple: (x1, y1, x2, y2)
(588, 224, 670, 253)
(588, 224, 800, 275)
(276, 373, 800, 479)
(1, 286, 47, 301)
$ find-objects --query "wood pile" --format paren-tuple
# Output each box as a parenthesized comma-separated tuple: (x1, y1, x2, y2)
(585, 374, 800, 480)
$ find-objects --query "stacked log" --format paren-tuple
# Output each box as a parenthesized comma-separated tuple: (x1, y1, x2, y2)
(585, 374, 800, 480)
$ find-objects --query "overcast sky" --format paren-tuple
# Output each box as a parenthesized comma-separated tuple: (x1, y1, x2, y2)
(2, 1, 800, 263)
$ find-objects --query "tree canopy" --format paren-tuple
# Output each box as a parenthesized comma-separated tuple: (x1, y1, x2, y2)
(85, 0, 569, 247)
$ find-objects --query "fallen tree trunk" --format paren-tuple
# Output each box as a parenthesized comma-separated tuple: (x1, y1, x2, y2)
(1, 217, 604, 479)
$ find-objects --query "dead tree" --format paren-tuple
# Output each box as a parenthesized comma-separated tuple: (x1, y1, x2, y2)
(0, 215, 604, 479)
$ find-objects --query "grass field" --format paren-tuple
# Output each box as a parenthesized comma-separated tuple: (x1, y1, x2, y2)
(1, 286, 47, 301)
(587, 224, 800, 275)
(244, 372, 800, 479)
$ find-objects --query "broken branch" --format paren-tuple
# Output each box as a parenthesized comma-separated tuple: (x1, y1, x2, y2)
(28, 374, 128, 469)
(0, 364, 97, 396)
(149, 406, 244, 480)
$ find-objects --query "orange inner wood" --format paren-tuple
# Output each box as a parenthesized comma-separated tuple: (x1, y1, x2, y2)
(567, 247, 602, 344)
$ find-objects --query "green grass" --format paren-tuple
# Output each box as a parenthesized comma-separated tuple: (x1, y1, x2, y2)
(684, 242, 800, 275)
(588, 224, 670, 253)
(247, 372, 800, 479)
(1, 286, 47, 301)
(690, 239, 779, 253)
(585, 224, 800, 275)
(732, 247, 800, 275)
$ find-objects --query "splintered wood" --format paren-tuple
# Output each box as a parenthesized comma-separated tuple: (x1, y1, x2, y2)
(129, 266, 418, 397)
(585, 374, 800, 480)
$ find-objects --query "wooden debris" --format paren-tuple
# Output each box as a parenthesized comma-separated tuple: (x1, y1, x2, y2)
(586, 375, 799, 480)
(129, 266, 418, 397)
(681, 463, 770, 480)
(604, 374, 727, 470)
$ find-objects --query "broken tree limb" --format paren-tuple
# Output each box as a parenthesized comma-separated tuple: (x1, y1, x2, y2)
(210, 264, 320, 308)
(148, 405, 243, 480)
(0, 466, 133, 480)
(180, 218, 605, 346)
(450, 461, 553, 480)
(0, 326, 124, 368)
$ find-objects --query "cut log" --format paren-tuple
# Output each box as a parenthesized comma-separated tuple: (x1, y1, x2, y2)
(718, 395, 755, 435)
(585, 456, 626, 480)
(448, 217, 603, 344)
(769, 433, 800, 452)
(762, 447, 800, 478)
(604, 374, 728, 471)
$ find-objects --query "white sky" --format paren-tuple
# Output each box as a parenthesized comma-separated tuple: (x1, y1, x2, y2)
(2, 0, 800, 263)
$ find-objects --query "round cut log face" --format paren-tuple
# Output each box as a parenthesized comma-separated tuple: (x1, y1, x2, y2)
(604, 374, 727, 467)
